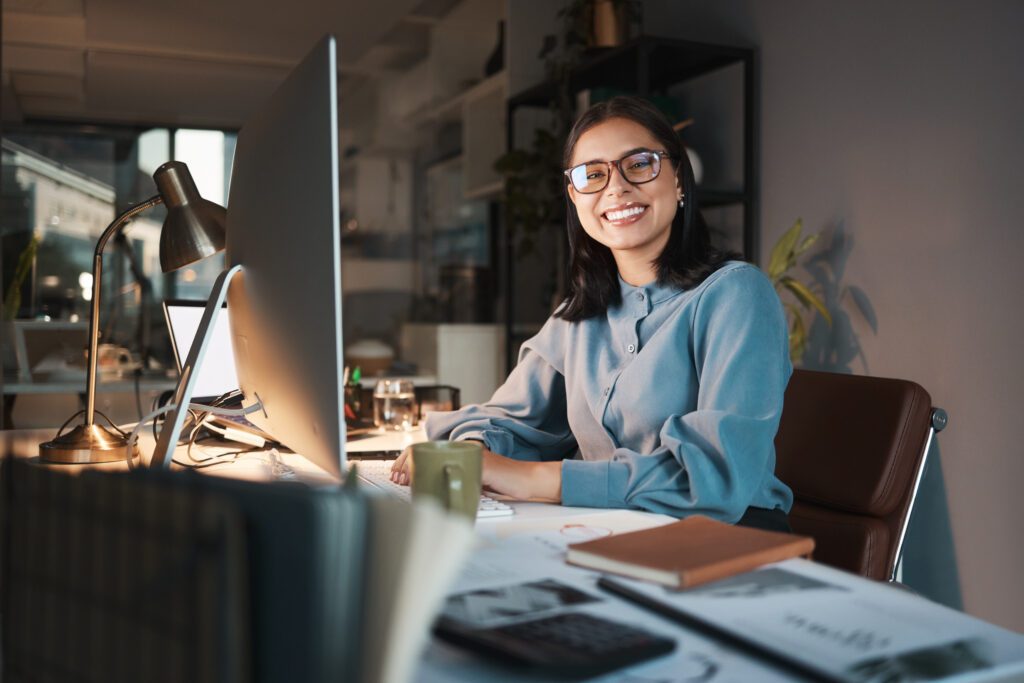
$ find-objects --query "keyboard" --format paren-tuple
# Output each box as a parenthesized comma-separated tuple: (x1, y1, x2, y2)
(352, 459, 514, 518)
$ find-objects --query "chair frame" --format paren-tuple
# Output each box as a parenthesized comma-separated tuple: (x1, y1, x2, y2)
(890, 406, 948, 581)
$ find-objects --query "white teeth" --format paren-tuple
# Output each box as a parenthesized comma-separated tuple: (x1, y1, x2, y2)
(605, 206, 646, 221)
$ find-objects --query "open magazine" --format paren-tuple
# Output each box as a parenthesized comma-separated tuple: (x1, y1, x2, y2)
(601, 558, 1024, 683)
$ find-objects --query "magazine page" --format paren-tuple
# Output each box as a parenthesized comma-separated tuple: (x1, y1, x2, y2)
(604, 558, 1024, 683)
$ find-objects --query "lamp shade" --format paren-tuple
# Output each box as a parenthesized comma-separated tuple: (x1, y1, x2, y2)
(154, 161, 227, 272)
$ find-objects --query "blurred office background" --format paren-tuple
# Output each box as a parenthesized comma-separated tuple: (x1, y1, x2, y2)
(2, 0, 1022, 632)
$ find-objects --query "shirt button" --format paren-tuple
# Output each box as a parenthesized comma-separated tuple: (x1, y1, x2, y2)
(637, 292, 644, 300)
(627, 344, 635, 353)
(603, 388, 609, 396)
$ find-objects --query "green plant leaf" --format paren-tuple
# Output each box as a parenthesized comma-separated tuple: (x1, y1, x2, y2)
(794, 232, 819, 257)
(781, 276, 832, 326)
(767, 219, 803, 280)
(789, 308, 806, 363)
(4, 235, 40, 320)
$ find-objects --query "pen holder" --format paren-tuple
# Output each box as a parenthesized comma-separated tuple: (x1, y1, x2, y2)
(343, 384, 363, 421)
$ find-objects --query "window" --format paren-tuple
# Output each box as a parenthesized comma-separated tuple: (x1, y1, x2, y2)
(1, 124, 236, 369)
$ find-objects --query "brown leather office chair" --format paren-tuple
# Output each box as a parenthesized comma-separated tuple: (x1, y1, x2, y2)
(774, 369, 948, 581)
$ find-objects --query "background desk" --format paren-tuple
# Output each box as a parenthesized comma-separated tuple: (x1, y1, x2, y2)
(1, 373, 178, 430)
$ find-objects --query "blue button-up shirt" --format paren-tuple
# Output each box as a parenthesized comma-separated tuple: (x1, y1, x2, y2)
(425, 261, 794, 522)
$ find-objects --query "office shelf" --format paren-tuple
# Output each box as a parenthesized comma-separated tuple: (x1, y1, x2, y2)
(508, 38, 750, 109)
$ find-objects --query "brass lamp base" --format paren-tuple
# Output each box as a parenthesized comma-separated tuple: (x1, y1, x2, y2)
(40, 423, 140, 464)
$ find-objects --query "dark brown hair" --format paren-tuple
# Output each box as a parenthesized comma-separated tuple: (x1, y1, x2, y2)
(556, 95, 737, 321)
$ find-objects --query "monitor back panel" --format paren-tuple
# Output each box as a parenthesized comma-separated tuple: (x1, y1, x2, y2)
(225, 35, 345, 478)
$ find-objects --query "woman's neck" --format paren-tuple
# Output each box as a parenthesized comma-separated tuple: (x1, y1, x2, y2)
(615, 256, 658, 287)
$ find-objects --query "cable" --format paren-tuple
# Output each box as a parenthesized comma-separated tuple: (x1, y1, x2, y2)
(133, 368, 144, 421)
(201, 421, 267, 448)
(186, 401, 263, 417)
(125, 402, 179, 469)
(125, 401, 261, 470)
(186, 418, 235, 465)
(123, 393, 276, 472)
(181, 435, 261, 468)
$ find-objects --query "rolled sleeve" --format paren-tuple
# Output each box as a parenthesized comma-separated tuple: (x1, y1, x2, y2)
(561, 459, 613, 508)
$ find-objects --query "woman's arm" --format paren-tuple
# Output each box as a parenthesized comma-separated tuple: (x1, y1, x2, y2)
(423, 318, 577, 462)
(391, 317, 575, 497)
(560, 266, 794, 521)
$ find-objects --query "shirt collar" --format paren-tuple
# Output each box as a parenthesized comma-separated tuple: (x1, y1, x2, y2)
(617, 274, 680, 305)
(613, 274, 681, 320)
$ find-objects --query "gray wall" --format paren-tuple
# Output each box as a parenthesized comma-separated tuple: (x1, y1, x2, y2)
(644, 0, 1024, 630)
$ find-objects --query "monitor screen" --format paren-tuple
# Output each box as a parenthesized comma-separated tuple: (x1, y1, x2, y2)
(163, 300, 239, 401)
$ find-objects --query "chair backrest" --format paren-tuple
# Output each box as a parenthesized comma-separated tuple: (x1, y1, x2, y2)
(774, 369, 944, 581)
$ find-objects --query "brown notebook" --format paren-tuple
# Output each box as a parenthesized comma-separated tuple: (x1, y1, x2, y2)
(566, 515, 815, 589)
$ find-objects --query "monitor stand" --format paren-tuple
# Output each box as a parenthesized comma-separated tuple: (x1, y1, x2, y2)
(151, 264, 244, 468)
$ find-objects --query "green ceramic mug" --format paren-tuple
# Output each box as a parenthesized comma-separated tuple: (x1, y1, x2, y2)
(411, 440, 483, 521)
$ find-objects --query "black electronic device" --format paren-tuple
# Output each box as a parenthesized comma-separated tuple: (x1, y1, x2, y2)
(435, 611, 675, 678)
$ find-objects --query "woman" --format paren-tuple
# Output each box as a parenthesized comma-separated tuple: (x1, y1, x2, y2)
(393, 96, 793, 529)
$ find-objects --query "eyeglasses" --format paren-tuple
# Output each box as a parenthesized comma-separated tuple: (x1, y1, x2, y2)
(563, 150, 674, 194)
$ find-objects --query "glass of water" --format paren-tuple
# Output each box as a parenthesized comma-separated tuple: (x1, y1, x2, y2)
(373, 379, 417, 431)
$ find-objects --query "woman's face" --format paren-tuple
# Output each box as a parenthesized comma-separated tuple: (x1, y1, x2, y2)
(566, 117, 680, 282)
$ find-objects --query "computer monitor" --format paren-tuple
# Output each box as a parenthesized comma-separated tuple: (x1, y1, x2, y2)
(223, 34, 346, 479)
(148, 35, 345, 477)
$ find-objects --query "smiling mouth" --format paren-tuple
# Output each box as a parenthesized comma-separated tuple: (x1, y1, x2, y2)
(602, 204, 648, 224)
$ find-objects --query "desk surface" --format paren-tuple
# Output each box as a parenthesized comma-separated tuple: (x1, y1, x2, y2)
(6, 426, 1024, 682)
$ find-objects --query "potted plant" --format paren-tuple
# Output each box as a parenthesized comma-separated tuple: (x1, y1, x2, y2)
(766, 219, 831, 362)
(2, 234, 40, 374)
(559, 0, 643, 49)
(3, 234, 38, 321)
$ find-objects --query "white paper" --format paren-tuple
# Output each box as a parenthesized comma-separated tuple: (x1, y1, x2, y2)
(609, 559, 1024, 683)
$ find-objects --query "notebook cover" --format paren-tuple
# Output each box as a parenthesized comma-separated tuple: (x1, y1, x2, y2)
(566, 515, 815, 589)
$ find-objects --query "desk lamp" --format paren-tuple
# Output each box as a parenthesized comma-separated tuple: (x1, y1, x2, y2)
(40, 161, 226, 464)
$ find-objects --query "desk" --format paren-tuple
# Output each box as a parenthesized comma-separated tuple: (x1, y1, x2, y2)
(5, 427, 1024, 682)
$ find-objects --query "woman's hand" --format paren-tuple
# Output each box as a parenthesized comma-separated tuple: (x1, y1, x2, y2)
(389, 446, 414, 484)
(390, 443, 562, 502)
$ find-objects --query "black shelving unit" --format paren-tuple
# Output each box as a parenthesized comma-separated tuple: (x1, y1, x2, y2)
(502, 36, 758, 373)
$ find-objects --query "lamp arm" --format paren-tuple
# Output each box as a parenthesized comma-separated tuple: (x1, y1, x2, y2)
(84, 195, 163, 425)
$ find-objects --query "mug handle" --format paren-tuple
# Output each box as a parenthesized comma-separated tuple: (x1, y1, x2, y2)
(443, 463, 464, 510)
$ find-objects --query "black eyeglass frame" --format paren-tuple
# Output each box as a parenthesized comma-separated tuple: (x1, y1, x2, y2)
(563, 150, 676, 194)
